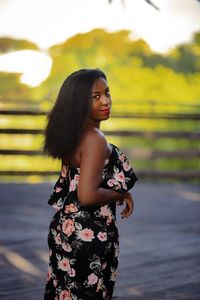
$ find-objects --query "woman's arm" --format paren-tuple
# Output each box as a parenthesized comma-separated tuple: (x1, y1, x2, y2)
(77, 131, 127, 206)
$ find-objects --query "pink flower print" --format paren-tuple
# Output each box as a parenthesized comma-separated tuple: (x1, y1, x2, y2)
(122, 182, 127, 190)
(62, 219, 75, 237)
(58, 258, 71, 271)
(123, 161, 131, 171)
(102, 262, 107, 269)
(52, 203, 62, 211)
(47, 265, 52, 281)
(88, 273, 98, 285)
(106, 212, 113, 224)
(107, 179, 115, 187)
(96, 277, 103, 292)
(99, 205, 111, 217)
(61, 165, 68, 177)
(104, 158, 109, 166)
(53, 279, 58, 287)
(68, 174, 79, 192)
(64, 203, 78, 213)
(69, 179, 76, 192)
(120, 152, 126, 162)
(59, 289, 72, 300)
(74, 174, 79, 183)
(97, 231, 107, 242)
(62, 242, 72, 252)
(55, 233, 62, 245)
(68, 268, 76, 277)
(107, 178, 119, 187)
(103, 291, 108, 299)
(99, 206, 113, 224)
(55, 186, 62, 193)
(110, 270, 117, 281)
(114, 171, 125, 183)
(77, 228, 95, 242)
(114, 242, 119, 257)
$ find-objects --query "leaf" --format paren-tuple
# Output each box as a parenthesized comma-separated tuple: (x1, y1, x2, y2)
(110, 266, 116, 272)
(108, 231, 114, 237)
(91, 254, 101, 263)
(51, 229, 57, 236)
(89, 261, 101, 270)
(71, 294, 78, 300)
(114, 166, 119, 173)
(56, 253, 61, 261)
(70, 259, 76, 265)
(106, 242, 112, 249)
(57, 198, 63, 206)
(94, 221, 104, 228)
(75, 222, 82, 230)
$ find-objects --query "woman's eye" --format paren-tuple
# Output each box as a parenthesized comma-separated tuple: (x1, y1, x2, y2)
(106, 91, 111, 97)
(93, 94, 100, 100)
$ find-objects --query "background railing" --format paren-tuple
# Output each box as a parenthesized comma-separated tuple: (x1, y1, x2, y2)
(0, 100, 199, 182)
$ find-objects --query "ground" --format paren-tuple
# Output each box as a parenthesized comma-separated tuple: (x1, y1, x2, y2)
(0, 182, 200, 300)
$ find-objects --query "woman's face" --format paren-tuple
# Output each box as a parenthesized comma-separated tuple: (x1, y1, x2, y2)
(88, 77, 112, 125)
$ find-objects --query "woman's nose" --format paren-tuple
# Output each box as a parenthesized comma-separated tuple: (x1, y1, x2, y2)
(101, 94, 110, 105)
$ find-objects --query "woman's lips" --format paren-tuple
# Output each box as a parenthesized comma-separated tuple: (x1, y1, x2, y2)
(100, 108, 110, 114)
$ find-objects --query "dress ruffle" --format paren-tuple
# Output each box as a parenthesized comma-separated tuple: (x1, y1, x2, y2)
(48, 144, 138, 210)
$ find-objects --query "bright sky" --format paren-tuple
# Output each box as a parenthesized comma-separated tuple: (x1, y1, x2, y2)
(0, 0, 200, 86)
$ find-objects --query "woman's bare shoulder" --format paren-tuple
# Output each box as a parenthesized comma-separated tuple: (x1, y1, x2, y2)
(80, 128, 107, 150)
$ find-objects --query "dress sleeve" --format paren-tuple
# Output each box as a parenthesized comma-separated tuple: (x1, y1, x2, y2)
(101, 146, 138, 193)
(48, 163, 69, 210)
(118, 148, 138, 192)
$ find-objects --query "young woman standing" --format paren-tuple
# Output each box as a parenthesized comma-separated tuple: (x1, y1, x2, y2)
(43, 68, 138, 300)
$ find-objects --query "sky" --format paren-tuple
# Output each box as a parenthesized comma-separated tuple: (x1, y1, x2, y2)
(0, 0, 200, 86)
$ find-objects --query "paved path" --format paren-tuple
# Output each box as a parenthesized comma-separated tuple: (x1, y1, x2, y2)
(0, 182, 200, 300)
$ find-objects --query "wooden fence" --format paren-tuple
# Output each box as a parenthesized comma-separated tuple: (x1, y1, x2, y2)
(0, 107, 200, 180)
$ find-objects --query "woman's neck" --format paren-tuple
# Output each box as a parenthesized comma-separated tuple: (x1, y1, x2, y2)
(85, 119, 100, 129)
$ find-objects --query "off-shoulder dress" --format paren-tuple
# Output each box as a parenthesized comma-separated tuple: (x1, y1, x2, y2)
(44, 144, 138, 300)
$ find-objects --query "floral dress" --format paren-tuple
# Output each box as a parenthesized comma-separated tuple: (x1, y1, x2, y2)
(44, 144, 138, 300)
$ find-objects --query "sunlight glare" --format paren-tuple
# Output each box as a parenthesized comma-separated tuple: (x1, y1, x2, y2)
(0, 246, 42, 276)
(0, 50, 52, 87)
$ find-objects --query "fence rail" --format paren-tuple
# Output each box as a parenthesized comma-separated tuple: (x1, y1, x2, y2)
(1, 109, 200, 120)
(1, 149, 199, 158)
(0, 129, 200, 139)
(0, 108, 199, 180)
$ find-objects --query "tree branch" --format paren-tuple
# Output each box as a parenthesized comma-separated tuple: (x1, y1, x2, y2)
(109, 0, 199, 11)
(144, 0, 159, 11)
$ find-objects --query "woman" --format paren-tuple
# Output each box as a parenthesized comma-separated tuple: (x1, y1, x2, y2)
(43, 68, 138, 300)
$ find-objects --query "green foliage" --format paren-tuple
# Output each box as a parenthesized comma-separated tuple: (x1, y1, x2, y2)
(32, 28, 200, 105)
(1, 28, 200, 105)
(0, 37, 39, 53)
(0, 72, 31, 100)
(0, 29, 200, 182)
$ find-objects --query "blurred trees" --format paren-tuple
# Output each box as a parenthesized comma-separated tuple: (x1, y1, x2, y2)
(0, 29, 200, 106)
(0, 37, 39, 54)
(0, 29, 199, 181)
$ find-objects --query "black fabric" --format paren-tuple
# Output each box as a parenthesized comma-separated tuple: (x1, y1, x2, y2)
(44, 144, 138, 300)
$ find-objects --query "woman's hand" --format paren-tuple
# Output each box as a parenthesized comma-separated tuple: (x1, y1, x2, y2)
(118, 192, 134, 219)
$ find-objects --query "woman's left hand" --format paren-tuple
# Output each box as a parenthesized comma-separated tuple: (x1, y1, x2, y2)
(119, 192, 134, 218)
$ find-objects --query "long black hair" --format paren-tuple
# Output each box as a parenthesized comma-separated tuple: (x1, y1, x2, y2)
(43, 68, 107, 162)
